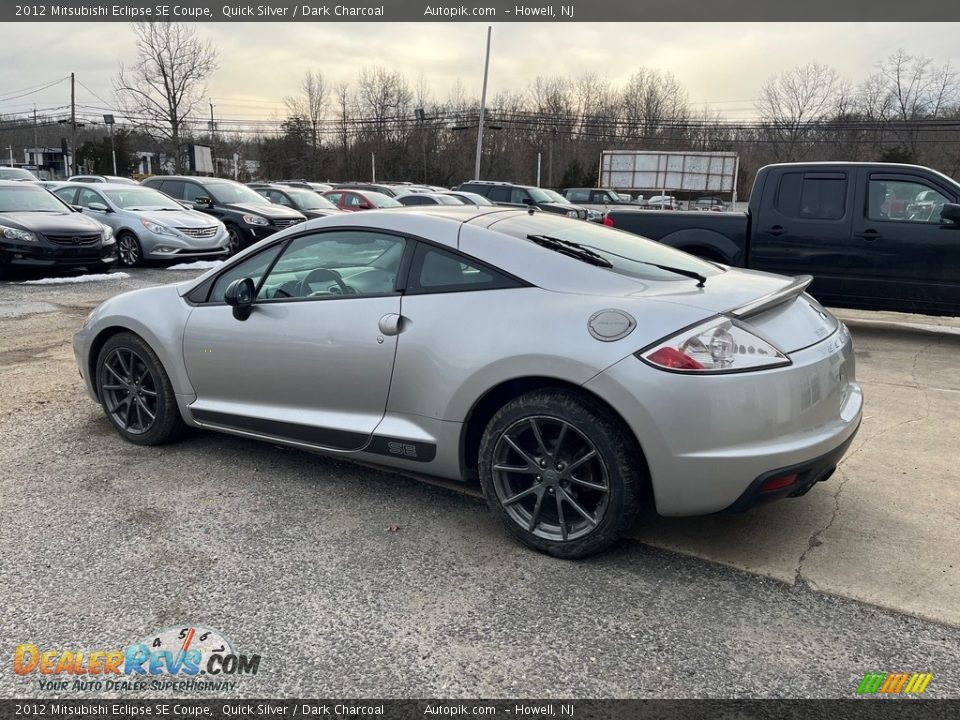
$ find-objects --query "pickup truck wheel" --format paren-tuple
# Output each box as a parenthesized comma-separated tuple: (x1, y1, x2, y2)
(479, 390, 643, 558)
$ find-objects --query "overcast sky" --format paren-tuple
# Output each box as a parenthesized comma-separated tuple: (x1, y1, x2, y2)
(2, 22, 959, 123)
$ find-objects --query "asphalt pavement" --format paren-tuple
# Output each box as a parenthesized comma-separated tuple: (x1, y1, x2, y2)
(0, 266, 957, 699)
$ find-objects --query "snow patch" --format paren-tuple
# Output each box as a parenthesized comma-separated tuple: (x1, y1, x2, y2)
(19, 272, 130, 285)
(0, 301, 58, 318)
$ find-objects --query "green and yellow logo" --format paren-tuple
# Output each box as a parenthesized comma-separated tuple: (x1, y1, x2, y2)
(856, 672, 933, 695)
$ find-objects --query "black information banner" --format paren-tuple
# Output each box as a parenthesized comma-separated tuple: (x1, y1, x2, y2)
(3, 0, 960, 22)
(1, 700, 959, 720)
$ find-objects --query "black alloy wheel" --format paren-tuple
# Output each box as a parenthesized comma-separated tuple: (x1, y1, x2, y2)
(479, 390, 643, 558)
(96, 332, 185, 445)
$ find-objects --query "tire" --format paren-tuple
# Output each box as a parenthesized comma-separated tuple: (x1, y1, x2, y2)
(478, 389, 644, 559)
(224, 224, 244, 255)
(95, 332, 186, 446)
(116, 232, 143, 268)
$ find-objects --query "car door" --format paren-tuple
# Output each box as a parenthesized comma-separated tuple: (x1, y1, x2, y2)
(749, 169, 854, 304)
(848, 170, 960, 312)
(181, 228, 408, 450)
(74, 186, 115, 228)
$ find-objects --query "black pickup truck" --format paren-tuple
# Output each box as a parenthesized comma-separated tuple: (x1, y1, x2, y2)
(603, 162, 960, 316)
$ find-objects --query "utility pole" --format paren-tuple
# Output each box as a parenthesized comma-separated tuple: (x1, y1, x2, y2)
(474, 26, 492, 181)
(70, 72, 76, 175)
(33, 107, 38, 149)
(209, 100, 216, 175)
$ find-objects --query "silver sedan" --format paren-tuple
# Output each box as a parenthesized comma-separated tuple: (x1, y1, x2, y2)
(55, 183, 230, 267)
(73, 207, 862, 557)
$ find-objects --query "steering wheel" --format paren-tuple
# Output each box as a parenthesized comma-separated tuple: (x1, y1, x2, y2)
(294, 267, 353, 297)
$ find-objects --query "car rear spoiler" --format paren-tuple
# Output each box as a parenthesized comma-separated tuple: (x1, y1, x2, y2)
(728, 275, 814, 319)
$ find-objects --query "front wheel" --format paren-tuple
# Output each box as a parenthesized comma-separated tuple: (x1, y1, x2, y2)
(116, 232, 143, 267)
(96, 332, 186, 445)
(224, 224, 244, 255)
(479, 390, 644, 558)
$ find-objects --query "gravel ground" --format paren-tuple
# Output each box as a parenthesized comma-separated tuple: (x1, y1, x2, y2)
(0, 267, 958, 700)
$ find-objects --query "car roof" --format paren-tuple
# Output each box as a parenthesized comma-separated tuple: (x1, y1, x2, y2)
(0, 179, 45, 187)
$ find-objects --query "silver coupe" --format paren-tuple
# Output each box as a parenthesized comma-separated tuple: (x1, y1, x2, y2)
(73, 206, 863, 557)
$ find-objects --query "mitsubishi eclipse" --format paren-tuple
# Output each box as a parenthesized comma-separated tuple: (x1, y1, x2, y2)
(73, 206, 862, 557)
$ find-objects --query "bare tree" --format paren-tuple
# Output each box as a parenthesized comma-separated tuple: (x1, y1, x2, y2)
(284, 69, 328, 151)
(620, 69, 689, 146)
(755, 63, 845, 160)
(114, 22, 218, 172)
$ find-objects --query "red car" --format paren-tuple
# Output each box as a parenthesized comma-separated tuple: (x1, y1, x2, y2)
(321, 189, 402, 212)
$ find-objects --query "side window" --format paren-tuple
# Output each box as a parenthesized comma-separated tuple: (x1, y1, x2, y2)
(208, 244, 285, 303)
(776, 173, 846, 220)
(409, 244, 521, 293)
(257, 231, 405, 300)
(182, 183, 206, 203)
(568, 190, 589, 203)
(488, 187, 512, 203)
(324, 192, 342, 205)
(76, 188, 104, 207)
(55, 187, 78, 205)
(344, 193, 362, 209)
(270, 190, 293, 207)
(158, 180, 185, 200)
(510, 188, 532, 205)
(868, 179, 949, 223)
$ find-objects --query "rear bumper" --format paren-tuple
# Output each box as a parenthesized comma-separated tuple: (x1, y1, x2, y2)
(720, 423, 860, 513)
(584, 326, 863, 516)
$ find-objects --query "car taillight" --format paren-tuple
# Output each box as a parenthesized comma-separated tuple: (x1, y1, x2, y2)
(638, 317, 791, 373)
(603, 216, 615, 227)
(645, 347, 704, 370)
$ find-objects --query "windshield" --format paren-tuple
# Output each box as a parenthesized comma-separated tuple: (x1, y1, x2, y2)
(288, 189, 337, 210)
(0, 168, 39, 181)
(104, 188, 183, 210)
(205, 181, 271, 205)
(490, 213, 722, 283)
(542, 189, 572, 204)
(367, 192, 402, 208)
(0, 185, 70, 213)
(525, 187, 555, 203)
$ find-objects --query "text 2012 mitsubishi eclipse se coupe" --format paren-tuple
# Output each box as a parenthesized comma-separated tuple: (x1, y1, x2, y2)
(73, 207, 862, 557)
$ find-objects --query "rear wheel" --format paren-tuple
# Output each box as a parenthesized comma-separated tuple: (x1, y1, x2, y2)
(95, 332, 185, 446)
(479, 390, 644, 558)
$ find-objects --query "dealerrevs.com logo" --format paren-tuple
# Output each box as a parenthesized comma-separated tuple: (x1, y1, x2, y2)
(13, 626, 261, 692)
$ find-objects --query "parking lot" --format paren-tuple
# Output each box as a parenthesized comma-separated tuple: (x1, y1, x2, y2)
(1, 266, 958, 698)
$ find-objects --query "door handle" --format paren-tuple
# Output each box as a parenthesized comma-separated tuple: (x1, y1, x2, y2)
(855, 229, 882, 241)
(767, 226, 787, 237)
(378, 313, 404, 336)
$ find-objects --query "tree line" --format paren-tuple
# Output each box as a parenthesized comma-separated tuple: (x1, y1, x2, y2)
(3, 22, 960, 196)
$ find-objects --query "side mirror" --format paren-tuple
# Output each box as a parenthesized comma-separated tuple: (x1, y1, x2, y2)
(521, 198, 534, 205)
(71, 205, 84, 213)
(88, 202, 109, 212)
(940, 203, 960, 224)
(224, 277, 256, 321)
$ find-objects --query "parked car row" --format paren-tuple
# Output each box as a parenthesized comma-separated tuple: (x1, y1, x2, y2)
(1, 168, 737, 276)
